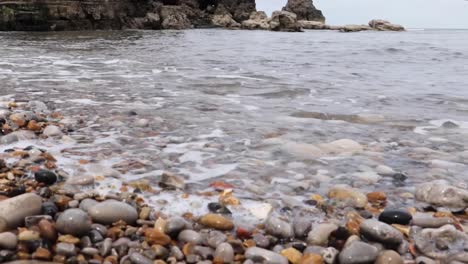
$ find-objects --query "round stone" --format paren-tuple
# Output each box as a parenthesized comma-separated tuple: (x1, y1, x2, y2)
(265, 216, 294, 239)
(34, 170, 58, 185)
(245, 247, 288, 264)
(178, 230, 202, 245)
(88, 200, 138, 225)
(375, 250, 404, 264)
(214, 242, 234, 263)
(0, 232, 18, 249)
(164, 217, 188, 237)
(378, 210, 412, 225)
(339, 241, 379, 264)
(56, 209, 92, 236)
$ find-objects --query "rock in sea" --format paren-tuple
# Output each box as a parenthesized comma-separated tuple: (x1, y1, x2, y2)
(56, 209, 92, 236)
(245, 247, 289, 264)
(88, 200, 138, 225)
(0, 193, 42, 229)
(415, 180, 468, 211)
(339, 241, 379, 264)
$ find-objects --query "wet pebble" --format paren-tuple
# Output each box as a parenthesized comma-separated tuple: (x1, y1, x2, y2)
(18, 230, 40, 241)
(56, 209, 92, 236)
(280, 247, 302, 264)
(79, 198, 99, 212)
(159, 172, 185, 190)
(0, 193, 42, 228)
(338, 241, 379, 264)
(266, 216, 294, 239)
(411, 213, 454, 228)
(253, 233, 270, 248)
(206, 230, 227, 248)
(81, 247, 99, 255)
(293, 217, 312, 238)
(208, 202, 231, 214)
(178, 230, 202, 245)
(328, 186, 368, 208)
(321, 247, 339, 264)
(375, 250, 404, 264)
(164, 217, 188, 237)
(145, 228, 172, 246)
(34, 170, 58, 185)
(0, 232, 17, 249)
(100, 238, 112, 256)
(415, 181, 468, 211)
(88, 200, 138, 225)
(307, 223, 338, 246)
(41, 201, 58, 216)
(360, 219, 403, 245)
(378, 210, 412, 225)
(245, 247, 288, 264)
(413, 225, 468, 259)
(38, 219, 57, 241)
(214, 243, 234, 263)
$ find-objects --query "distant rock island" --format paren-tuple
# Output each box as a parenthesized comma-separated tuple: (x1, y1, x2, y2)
(0, 0, 404, 32)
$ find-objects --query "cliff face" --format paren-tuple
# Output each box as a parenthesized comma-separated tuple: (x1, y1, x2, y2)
(0, 0, 256, 30)
(283, 0, 324, 22)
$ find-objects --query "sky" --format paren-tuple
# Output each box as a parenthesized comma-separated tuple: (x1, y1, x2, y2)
(256, 0, 468, 29)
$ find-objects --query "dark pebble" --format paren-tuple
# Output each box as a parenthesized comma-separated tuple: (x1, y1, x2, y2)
(208, 203, 231, 214)
(7, 186, 26, 197)
(379, 210, 412, 225)
(35, 170, 58, 185)
(42, 201, 59, 216)
(291, 242, 307, 252)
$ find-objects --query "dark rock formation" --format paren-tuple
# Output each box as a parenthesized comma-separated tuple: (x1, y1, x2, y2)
(0, 0, 256, 30)
(283, 0, 324, 22)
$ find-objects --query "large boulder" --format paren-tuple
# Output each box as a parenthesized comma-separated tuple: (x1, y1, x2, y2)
(269, 11, 301, 32)
(160, 5, 192, 29)
(282, 0, 325, 22)
(218, 0, 256, 22)
(211, 4, 240, 28)
(241, 11, 270, 30)
(369, 19, 405, 31)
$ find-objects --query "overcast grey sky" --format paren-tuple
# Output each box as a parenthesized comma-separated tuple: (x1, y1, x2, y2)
(257, 0, 468, 29)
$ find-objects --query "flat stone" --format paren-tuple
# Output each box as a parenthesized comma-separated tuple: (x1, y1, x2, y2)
(88, 200, 138, 225)
(338, 241, 379, 264)
(411, 213, 454, 228)
(307, 223, 338, 246)
(245, 247, 288, 264)
(375, 250, 403, 264)
(0, 232, 17, 249)
(413, 225, 468, 259)
(360, 219, 403, 245)
(0, 193, 42, 229)
(56, 209, 92, 236)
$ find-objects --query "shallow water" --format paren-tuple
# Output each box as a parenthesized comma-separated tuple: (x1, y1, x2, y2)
(1, 29, 467, 220)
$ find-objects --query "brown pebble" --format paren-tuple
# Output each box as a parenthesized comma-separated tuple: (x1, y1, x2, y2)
(145, 228, 171, 246)
(139, 207, 151, 220)
(299, 253, 324, 264)
(58, 234, 80, 244)
(17, 251, 30, 260)
(38, 219, 57, 241)
(105, 255, 118, 264)
(281, 248, 303, 264)
(53, 255, 66, 263)
(367, 192, 387, 202)
(33, 247, 52, 260)
(27, 120, 42, 131)
(199, 214, 234, 230)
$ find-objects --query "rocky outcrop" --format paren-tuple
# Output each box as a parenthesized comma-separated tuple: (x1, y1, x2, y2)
(340, 24, 372, 32)
(270, 11, 301, 32)
(0, 0, 256, 30)
(241, 11, 269, 30)
(369, 19, 405, 31)
(282, 0, 324, 22)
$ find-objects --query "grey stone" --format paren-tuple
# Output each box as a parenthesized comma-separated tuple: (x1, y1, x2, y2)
(165, 217, 189, 236)
(321, 247, 339, 264)
(100, 238, 112, 256)
(56, 209, 92, 236)
(0, 232, 17, 249)
(360, 219, 403, 245)
(265, 216, 294, 239)
(0, 193, 42, 229)
(88, 200, 138, 225)
(245, 247, 288, 264)
(178, 230, 202, 245)
(130, 252, 152, 264)
(307, 223, 338, 246)
(413, 225, 468, 259)
(206, 230, 227, 248)
(339, 241, 379, 264)
(56, 242, 76, 256)
(415, 181, 468, 211)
